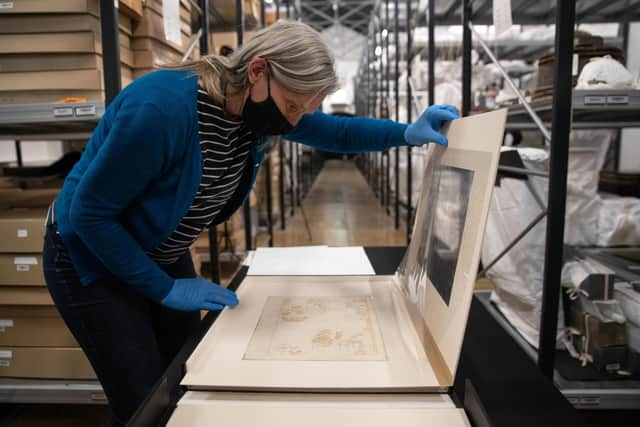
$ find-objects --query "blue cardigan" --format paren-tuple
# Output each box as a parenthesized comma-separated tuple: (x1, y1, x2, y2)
(55, 70, 409, 302)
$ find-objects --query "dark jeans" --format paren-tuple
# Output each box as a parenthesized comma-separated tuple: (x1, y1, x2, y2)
(42, 224, 201, 426)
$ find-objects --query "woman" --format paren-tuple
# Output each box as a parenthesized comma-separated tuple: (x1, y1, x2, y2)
(42, 21, 457, 425)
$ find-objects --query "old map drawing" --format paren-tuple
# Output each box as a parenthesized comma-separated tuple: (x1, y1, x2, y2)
(243, 296, 387, 361)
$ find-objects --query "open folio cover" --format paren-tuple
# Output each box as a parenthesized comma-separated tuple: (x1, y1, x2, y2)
(169, 110, 507, 425)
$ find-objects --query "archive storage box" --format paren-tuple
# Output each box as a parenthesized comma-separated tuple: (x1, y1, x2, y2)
(131, 0, 198, 78)
(0, 1, 133, 103)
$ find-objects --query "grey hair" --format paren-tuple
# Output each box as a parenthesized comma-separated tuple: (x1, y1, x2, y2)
(175, 21, 339, 104)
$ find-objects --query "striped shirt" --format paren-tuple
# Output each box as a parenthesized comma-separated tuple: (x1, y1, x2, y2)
(147, 88, 255, 265)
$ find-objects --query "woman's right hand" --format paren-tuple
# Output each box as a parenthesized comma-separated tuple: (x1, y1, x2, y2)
(161, 278, 239, 312)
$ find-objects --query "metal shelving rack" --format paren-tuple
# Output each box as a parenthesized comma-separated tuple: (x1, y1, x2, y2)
(0, 0, 131, 404)
(453, 0, 640, 410)
(0, 0, 277, 405)
(355, 0, 640, 410)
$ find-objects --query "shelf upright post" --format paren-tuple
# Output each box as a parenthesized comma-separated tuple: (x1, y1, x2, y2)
(289, 143, 295, 216)
(279, 138, 286, 230)
(260, 0, 274, 246)
(199, 0, 209, 55)
(461, 0, 471, 116)
(406, 0, 413, 243)
(236, 0, 252, 251)
(296, 145, 302, 206)
(384, 0, 391, 212)
(99, 0, 121, 106)
(394, 0, 400, 229)
(197, 0, 221, 282)
(538, 0, 576, 379)
(428, 0, 435, 106)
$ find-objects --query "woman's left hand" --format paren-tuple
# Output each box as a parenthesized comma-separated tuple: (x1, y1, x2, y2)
(404, 105, 459, 147)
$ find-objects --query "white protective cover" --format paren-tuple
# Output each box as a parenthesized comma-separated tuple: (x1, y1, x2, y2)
(576, 56, 635, 89)
(615, 284, 640, 327)
(482, 130, 640, 348)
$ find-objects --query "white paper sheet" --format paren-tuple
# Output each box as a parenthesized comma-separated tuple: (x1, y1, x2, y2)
(163, 0, 182, 46)
(247, 246, 375, 276)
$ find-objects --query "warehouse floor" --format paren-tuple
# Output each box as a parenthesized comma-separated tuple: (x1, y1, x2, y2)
(273, 159, 406, 247)
(0, 159, 407, 427)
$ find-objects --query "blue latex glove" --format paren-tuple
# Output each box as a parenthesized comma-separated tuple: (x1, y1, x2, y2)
(161, 278, 239, 312)
(404, 105, 459, 147)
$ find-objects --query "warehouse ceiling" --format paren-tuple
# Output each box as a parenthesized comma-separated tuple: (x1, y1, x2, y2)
(296, 0, 378, 35)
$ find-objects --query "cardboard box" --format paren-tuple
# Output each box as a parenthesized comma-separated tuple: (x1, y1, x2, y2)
(0, 12, 133, 36)
(132, 7, 192, 53)
(0, 208, 47, 253)
(0, 53, 101, 73)
(0, 70, 102, 91)
(119, 0, 143, 21)
(0, 31, 131, 55)
(0, 286, 54, 306)
(0, 254, 45, 286)
(206, 0, 260, 25)
(0, 306, 77, 347)
(0, 51, 134, 72)
(0, 347, 96, 379)
(0, 0, 99, 15)
(0, 188, 59, 209)
(570, 307, 627, 348)
(143, 0, 193, 24)
(0, 67, 134, 92)
(0, 90, 105, 104)
(133, 67, 155, 79)
(133, 43, 184, 68)
(209, 31, 256, 55)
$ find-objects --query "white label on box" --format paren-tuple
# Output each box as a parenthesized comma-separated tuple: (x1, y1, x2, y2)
(0, 320, 13, 328)
(607, 95, 629, 104)
(163, 0, 182, 46)
(53, 107, 74, 117)
(0, 350, 12, 359)
(17, 229, 28, 238)
(584, 95, 606, 105)
(75, 105, 97, 117)
(0, 3, 14, 10)
(14, 257, 38, 265)
(16, 265, 30, 272)
(493, 0, 513, 36)
(0, 360, 9, 367)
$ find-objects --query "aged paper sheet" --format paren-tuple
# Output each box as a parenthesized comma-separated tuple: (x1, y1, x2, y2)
(244, 296, 387, 361)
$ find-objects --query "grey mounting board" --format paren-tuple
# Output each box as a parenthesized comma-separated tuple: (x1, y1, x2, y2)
(0, 101, 104, 139)
(505, 89, 640, 130)
(0, 378, 105, 405)
(475, 291, 640, 410)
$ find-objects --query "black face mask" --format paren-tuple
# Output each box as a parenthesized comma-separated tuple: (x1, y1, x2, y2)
(241, 75, 294, 136)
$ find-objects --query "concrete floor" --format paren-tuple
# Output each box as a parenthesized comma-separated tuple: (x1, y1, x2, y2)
(272, 159, 406, 247)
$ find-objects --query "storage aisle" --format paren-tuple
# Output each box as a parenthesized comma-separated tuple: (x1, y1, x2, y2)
(273, 159, 406, 247)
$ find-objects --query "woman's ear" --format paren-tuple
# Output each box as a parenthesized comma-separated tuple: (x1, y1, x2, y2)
(247, 57, 268, 84)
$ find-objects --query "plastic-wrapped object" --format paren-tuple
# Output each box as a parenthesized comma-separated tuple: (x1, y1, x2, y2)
(483, 130, 613, 348)
(597, 196, 640, 246)
(576, 56, 635, 89)
(562, 258, 616, 300)
(615, 284, 640, 327)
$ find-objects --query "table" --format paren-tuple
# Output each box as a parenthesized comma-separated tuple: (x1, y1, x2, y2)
(128, 247, 578, 427)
